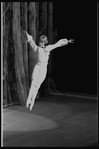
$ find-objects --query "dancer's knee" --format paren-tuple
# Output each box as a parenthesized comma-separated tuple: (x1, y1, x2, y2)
(35, 81, 41, 89)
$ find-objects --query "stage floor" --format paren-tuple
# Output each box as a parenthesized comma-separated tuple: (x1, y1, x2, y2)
(3, 95, 98, 147)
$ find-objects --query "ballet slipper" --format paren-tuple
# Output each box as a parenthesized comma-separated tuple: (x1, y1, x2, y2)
(26, 98, 32, 108)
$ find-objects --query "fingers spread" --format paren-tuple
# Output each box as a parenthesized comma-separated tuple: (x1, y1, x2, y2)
(71, 39, 74, 42)
(68, 39, 74, 43)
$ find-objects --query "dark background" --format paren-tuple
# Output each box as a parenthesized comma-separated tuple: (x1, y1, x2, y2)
(52, 2, 97, 95)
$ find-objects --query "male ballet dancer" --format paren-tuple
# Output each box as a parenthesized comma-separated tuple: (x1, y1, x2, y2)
(23, 31, 74, 110)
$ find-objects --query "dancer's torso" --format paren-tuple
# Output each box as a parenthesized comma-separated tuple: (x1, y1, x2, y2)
(35, 46, 50, 67)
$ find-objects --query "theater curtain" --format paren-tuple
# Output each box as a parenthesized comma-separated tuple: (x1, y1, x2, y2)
(3, 2, 54, 107)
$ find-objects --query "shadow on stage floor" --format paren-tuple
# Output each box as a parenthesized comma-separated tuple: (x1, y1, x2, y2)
(3, 95, 98, 147)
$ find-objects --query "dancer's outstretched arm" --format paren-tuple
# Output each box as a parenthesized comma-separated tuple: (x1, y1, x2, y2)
(46, 38, 74, 52)
(22, 31, 37, 51)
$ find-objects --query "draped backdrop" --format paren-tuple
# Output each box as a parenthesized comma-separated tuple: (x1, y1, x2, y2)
(3, 2, 54, 106)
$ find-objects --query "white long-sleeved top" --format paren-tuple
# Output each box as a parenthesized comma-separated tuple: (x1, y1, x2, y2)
(36, 46, 50, 67)
(27, 34, 50, 67)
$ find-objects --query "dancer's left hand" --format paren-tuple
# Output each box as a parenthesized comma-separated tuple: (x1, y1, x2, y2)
(68, 39, 74, 43)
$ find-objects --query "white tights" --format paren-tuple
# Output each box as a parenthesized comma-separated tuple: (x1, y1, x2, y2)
(26, 64, 47, 110)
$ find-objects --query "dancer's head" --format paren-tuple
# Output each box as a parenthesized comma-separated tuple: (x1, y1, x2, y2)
(39, 35, 48, 48)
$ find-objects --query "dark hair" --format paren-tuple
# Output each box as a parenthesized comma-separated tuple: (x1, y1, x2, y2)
(39, 35, 48, 43)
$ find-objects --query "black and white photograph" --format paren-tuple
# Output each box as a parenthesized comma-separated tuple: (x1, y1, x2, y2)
(1, 2, 98, 147)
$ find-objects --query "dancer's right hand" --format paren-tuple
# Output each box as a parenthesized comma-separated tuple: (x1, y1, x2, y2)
(22, 31, 28, 41)
(22, 31, 33, 42)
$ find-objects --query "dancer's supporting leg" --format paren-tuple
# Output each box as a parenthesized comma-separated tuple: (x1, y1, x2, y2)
(29, 84, 40, 110)
(26, 65, 40, 108)
(30, 68, 47, 110)
(26, 79, 37, 108)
